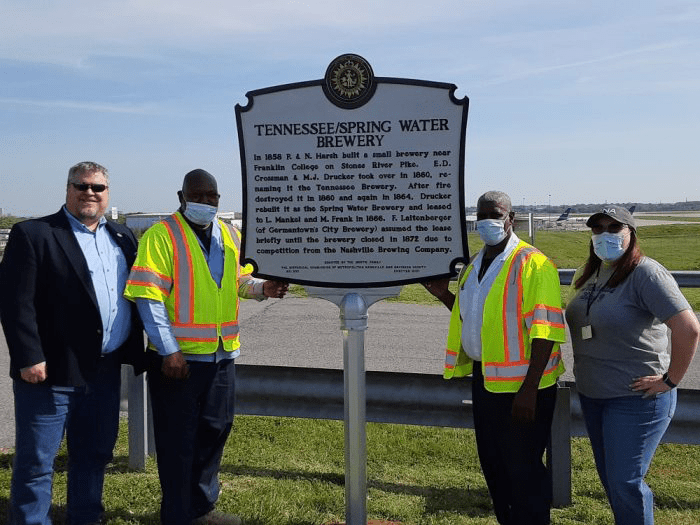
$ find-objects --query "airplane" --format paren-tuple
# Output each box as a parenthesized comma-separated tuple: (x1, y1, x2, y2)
(556, 208, 572, 221)
(467, 204, 636, 229)
(552, 205, 634, 223)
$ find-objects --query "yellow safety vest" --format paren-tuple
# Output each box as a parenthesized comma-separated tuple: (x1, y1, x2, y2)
(445, 240, 566, 393)
(124, 212, 252, 354)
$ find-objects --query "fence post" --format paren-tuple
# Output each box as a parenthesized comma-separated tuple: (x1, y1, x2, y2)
(127, 370, 152, 470)
(549, 385, 572, 507)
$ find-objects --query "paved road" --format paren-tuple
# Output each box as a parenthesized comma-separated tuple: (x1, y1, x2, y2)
(1, 297, 699, 448)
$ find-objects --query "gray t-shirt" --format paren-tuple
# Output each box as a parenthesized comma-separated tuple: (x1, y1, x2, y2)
(565, 257, 690, 399)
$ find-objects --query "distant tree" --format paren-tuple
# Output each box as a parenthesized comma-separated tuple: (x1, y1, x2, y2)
(0, 215, 26, 229)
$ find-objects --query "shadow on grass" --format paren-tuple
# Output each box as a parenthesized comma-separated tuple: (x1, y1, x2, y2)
(43, 452, 141, 475)
(0, 496, 159, 525)
(101, 507, 160, 524)
(655, 492, 700, 511)
(0, 452, 12, 469)
(106, 454, 141, 474)
(221, 464, 494, 518)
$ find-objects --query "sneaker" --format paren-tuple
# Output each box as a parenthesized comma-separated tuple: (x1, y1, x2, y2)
(192, 509, 242, 525)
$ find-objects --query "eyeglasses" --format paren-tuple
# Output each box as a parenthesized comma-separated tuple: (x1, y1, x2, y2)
(590, 223, 627, 234)
(71, 183, 108, 193)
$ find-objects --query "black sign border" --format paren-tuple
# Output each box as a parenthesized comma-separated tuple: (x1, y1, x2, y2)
(235, 76, 470, 288)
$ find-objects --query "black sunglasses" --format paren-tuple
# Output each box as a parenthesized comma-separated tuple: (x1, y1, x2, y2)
(590, 223, 627, 235)
(71, 183, 108, 193)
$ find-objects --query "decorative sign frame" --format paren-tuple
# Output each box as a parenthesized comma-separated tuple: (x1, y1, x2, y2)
(236, 54, 469, 287)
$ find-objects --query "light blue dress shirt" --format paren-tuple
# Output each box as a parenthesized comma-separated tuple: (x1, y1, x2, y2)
(136, 219, 265, 362)
(63, 207, 132, 354)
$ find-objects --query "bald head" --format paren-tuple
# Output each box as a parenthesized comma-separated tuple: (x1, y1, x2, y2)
(179, 169, 220, 205)
(182, 169, 218, 195)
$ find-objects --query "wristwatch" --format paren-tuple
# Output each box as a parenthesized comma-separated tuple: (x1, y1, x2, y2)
(662, 372, 677, 389)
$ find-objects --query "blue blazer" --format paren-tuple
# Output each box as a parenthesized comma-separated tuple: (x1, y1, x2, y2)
(0, 209, 145, 386)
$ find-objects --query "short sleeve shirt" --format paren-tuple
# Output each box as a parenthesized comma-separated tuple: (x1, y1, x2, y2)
(565, 257, 690, 398)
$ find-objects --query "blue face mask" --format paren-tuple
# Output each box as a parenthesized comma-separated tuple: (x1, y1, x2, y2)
(183, 201, 218, 226)
(476, 218, 508, 246)
(592, 232, 626, 262)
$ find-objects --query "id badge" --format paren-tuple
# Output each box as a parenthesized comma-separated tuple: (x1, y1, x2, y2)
(581, 325, 593, 340)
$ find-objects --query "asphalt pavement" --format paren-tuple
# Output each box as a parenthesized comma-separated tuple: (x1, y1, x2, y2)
(1, 296, 699, 449)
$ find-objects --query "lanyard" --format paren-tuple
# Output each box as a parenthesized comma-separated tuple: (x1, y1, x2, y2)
(585, 266, 617, 317)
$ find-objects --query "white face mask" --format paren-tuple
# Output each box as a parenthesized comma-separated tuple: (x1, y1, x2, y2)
(476, 218, 508, 246)
(592, 232, 626, 262)
(183, 201, 218, 226)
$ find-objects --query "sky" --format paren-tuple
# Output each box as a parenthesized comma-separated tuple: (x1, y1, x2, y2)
(1, 0, 699, 216)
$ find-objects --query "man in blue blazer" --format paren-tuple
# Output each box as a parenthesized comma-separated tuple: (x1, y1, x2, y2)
(0, 162, 144, 525)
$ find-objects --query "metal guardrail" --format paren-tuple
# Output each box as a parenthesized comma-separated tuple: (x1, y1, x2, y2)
(230, 365, 700, 508)
(234, 367, 700, 446)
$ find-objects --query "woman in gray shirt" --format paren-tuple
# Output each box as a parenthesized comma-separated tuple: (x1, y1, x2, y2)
(565, 205, 699, 525)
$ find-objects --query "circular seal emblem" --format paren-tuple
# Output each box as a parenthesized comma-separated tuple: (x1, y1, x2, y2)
(323, 54, 376, 109)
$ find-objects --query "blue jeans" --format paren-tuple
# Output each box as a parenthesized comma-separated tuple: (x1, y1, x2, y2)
(10, 356, 122, 525)
(579, 391, 676, 525)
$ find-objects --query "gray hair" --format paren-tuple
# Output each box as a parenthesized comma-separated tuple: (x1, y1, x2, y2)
(477, 191, 512, 212)
(67, 162, 110, 185)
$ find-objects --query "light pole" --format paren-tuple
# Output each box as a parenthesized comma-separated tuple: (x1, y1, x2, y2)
(548, 194, 551, 224)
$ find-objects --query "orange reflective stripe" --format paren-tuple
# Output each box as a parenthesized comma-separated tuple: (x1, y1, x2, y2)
(171, 323, 219, 341)
(502, 245, 537, 363)
(127, 266, 172, 294)
(163, 215, 196, 324)
(524, 304, 565, 329)
(445, 349, 459, 368)
(542, 353, 563, 376)
(484, 352, 562, 382)
(484, 361, 529, 381)
(221, 321, 240, 339)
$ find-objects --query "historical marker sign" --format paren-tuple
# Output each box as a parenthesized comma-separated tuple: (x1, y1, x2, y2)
(236, 54, 469, 287)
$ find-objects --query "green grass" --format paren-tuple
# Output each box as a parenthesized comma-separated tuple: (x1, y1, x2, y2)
(635, 216, 700, 223)
(2, 417, 698, 524)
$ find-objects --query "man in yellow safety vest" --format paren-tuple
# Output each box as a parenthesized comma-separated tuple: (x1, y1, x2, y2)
(124, 169, 288, 525)
(424, 190, 566, 525)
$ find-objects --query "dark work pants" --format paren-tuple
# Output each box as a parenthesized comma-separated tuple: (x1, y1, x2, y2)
(471, 363, 556, 525)
(147, 356, 236, 525)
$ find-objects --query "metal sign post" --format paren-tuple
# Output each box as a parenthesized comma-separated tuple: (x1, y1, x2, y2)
(307, 286, 402, 525)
